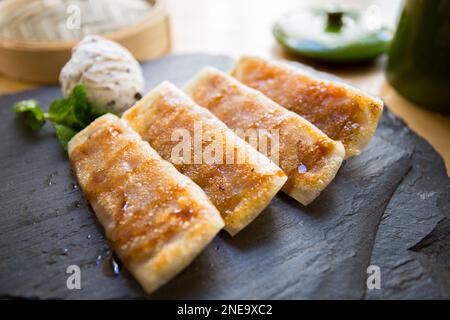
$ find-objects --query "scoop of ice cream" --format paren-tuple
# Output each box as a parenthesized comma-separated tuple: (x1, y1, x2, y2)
(59, 35, 145, 113)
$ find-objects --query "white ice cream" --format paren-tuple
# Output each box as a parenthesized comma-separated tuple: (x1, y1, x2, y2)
(60, 35, 145, 113)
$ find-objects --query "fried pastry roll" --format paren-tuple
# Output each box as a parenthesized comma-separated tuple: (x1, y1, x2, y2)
(231, 56, 384, 158)
(123, 82, 287, 235)
(184, 67, 345, 205)
(68, 114, 224, 294)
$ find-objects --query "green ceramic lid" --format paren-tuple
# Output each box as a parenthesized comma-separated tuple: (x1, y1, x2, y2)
(273, 5, 393, 62)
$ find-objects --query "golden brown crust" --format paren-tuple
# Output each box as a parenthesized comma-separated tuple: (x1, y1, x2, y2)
(184, 67, 344, 205)
(68, 114, 224, 294)
(123, 82, 287, 235)
(231, 56, 384, 158)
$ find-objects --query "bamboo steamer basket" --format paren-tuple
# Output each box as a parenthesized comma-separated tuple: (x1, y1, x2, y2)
(0, 0, 171, 84)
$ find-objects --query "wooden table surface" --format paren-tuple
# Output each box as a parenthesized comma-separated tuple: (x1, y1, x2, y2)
(1, 0, 449, 175)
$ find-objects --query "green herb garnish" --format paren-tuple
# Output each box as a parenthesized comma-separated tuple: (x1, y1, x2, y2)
(12, 99, 46, 131)
(53, 123, 78, 150)
(12, 84, 110, 150)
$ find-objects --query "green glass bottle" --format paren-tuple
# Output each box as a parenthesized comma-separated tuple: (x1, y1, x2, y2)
(387, 0, 450, 115)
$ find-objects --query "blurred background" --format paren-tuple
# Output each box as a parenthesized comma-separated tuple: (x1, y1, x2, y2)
(0, 0, 448, 174)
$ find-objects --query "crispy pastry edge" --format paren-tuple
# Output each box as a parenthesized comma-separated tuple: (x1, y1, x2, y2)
(231, 56, 384, 158)
(68, 114, 224, 294)
(123, 81, 288, 235)
(184, 67, 345, 206)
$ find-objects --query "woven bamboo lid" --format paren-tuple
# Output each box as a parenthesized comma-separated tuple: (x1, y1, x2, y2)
(0, 0, 171, 83)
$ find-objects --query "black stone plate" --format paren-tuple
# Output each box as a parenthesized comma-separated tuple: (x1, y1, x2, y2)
(0, 54, 449, 299)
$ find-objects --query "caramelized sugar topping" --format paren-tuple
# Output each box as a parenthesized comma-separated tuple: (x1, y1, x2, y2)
(70, 123, 205, 264)
(234, 59, 370, 144)
(125, 90, 283, 224)
(189, 72, 335, 177)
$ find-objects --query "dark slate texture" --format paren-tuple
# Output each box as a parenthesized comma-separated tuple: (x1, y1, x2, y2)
(0, 54, 448, 299)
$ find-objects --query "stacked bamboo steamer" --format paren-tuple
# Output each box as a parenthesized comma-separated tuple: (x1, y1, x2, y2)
(0, 0, 171, 83)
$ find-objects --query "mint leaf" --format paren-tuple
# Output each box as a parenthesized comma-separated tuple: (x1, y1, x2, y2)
(12, 84, 110, 152)
(12, 99, 46, 131)
(53, 123, 77, 151)
(48, 84, 109, 130)
(70, 84, 92, 125)
(49, 87, 87, 130)
(70, 84, 112, 123)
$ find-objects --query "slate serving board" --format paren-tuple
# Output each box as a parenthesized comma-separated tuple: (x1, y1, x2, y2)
(0, 54, 449, 300)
